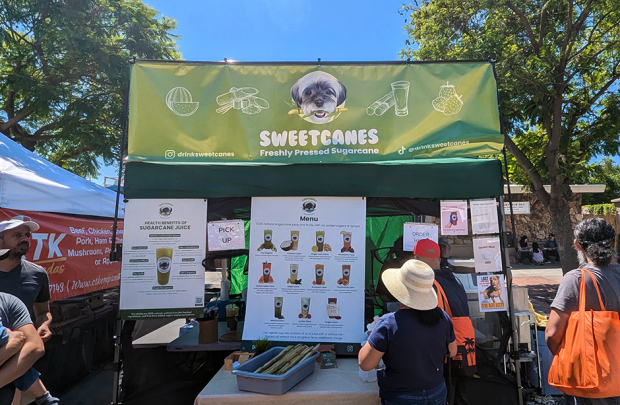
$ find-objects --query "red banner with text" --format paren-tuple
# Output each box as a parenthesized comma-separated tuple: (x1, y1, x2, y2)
(0, 209, 123, 301)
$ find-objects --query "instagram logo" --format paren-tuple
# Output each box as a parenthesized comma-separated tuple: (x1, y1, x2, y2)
(164, 150, 175, 159)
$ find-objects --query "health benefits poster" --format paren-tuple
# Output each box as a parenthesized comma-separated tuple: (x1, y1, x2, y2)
(243, 197, 366, 343)
(120, 199, 207, 319)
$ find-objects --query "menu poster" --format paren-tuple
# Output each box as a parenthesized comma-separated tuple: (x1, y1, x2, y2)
(470, 199, 499, 235)
(440, 200, 469, 236)
(473, 237, 502, 273)
(243, 197, 366, 343)
(120, 199, 207, 319)
(477, 274, 507, 313)
(403, 223, 438, 251)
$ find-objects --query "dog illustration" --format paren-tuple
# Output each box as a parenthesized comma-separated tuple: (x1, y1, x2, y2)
(481, 276, 503, 303)
(291, 71, 347, 124)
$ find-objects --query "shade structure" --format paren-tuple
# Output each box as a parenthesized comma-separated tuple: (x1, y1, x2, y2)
(0, 135, 123, 218)
(124, 158, 503, 200)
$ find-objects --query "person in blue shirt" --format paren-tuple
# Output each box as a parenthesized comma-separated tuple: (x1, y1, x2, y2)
(414, 239, 470, 405)
(359, 259, 456, 405)
(543, 233, 560, 263)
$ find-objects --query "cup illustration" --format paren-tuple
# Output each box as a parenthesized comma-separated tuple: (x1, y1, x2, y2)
(391, 81, 410, 116)
(274, 297, 284, 319)
(299, 297, 311, 319)
(156, 248, 173, 285)
(338, 264, 351, 286)
(226, 304, 239, 331)
(327, 298, 341, 319)
(316, 231, 324, 252)
(259, 262, 274, 284)
(340, 231, 354, 253)
(343, 265, 351, 282)
(314, 264, 325, 285)
(287, 264, 300, 284)
(291, 230, 300, 250)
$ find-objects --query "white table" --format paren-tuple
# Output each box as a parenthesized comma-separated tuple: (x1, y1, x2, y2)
(194, 358, 380, 405)
(167, 321, 244, 352)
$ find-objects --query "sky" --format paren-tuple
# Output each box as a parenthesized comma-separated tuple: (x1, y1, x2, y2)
(94, 0, 618, 184)
(94, 0, 409, 184)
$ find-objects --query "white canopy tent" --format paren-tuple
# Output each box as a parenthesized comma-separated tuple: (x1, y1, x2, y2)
(0, 135, 123, 218)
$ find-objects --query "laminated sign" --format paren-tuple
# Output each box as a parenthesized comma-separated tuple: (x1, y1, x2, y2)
(128, 61, 502, 164)
(243, 197, 366, 343)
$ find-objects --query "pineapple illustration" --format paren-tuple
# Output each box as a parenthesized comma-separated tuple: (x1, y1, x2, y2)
(432, 82, 463, 116)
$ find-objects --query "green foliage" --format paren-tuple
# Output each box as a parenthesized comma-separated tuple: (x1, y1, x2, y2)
(0, 0, 180, 176)
(400, 0, 620, 195)
(582, 204, 616, 217)
(253, 337, 271, 355)
(575, 158, 620, 205)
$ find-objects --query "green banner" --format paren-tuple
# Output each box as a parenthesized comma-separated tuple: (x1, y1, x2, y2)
(128, 61, 502, 164)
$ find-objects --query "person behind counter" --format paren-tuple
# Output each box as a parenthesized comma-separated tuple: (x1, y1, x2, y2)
(375, 236, 411, 304)
(359, 259, 457, 405)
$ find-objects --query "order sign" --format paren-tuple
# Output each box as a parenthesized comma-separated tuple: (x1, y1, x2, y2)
(208, 220, 245, 251)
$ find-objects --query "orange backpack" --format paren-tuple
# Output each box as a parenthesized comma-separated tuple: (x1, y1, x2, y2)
(434, 280, 477, 376)
(548, 269, 620, 398)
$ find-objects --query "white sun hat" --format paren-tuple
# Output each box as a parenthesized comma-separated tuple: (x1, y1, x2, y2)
(381, 259, 438, 310)
(0, 216, 40, 233)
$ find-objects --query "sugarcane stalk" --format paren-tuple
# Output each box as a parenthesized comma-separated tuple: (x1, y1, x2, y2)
(254, 345, 294, 373)
(261, 345, 305, 374)
(275, 346, 314, 375)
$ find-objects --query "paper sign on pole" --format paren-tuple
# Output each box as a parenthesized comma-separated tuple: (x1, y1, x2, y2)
(473, 237, 502, 273)
(440, 200, 469, 236)
(403, 223, 438, 251)
(120, 199, 207, 320)
(208, 220, 245, 251)
(243, 197, 366, 343)
(470, 199, 499, 235)
(477, 274, 507, 312)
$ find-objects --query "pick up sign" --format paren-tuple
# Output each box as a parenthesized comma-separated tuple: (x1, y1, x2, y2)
(208, 220, 245, 251)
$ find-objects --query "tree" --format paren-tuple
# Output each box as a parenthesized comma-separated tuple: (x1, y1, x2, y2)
(0, 0, 180, 176)
(575, 158, 620, 205)
(401, 0, 620, 273)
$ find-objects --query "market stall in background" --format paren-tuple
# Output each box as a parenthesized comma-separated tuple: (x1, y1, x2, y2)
(0, 134, 124, 393)
(112, 60, 543, 405)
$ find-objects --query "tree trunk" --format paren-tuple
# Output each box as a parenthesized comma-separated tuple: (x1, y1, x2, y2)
(20, 138, 36, 152)
(547, 196, 579, 274)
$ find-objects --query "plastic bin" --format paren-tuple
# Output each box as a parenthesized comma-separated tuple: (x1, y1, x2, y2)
(231, 346, 320, 395)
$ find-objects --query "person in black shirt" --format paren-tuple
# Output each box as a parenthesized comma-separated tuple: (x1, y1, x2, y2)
(543, 233, 560, 263)
(517, 235, 533, 264)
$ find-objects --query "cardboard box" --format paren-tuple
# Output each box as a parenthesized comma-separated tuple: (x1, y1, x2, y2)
(225, 351, 254, 371)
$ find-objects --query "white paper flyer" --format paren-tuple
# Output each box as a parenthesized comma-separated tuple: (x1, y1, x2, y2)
(440, 200, 469, 236)
(120, 199, 207, 319)
(477, 274, 507, 312)
(470, 199, 499, 235)
(473, 237, 502, 273)
(403, 223, 439, 251)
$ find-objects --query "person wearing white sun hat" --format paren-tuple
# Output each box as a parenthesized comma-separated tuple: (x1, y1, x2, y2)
(359, 259, 457, 405)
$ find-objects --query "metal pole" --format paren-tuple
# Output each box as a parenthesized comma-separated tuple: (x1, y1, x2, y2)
(499, 196, 523, 405)
(110, 57, 135, 405)
(491, 60, 523, 405)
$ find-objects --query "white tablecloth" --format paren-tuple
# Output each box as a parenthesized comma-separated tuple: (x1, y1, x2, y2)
(194, 358, 380, 405)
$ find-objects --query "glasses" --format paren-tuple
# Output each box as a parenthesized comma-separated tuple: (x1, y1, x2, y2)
(13, 215, 33, 222)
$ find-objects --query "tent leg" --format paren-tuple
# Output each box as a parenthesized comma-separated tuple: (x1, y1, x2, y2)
(112, 318, 122, 405)
(499, 196, 523, 405)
